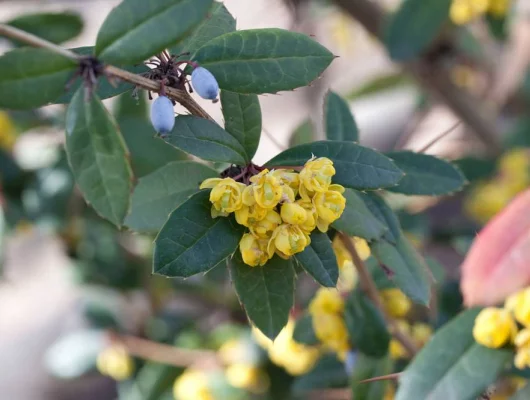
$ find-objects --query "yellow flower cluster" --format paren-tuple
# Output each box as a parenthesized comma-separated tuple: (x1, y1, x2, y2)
(450, 0, 511, 25)
(332, 236, 370, 292)
(200, 157, 346, 267)
(380, 288, 412, 318)
(389, 320, 433, 359)
(465, 149, 530, 224)
(173, 369, 213, 400)
(96, 345, 134, 381)
(252, 319, 320, 376)
(0, 111, 17, 151)
(309, 288, 350, 360)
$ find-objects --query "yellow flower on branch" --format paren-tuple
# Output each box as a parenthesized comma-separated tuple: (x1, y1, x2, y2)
(268, 224, 311, 257)
(280, 202, 308, 225)
(96, 345, 134, 381)
(173, 369, 213, 400)
(240, 233, 270, 267)
(299, 157, 336, 199)
(506, 288, 530, 327)
(200, 177, 246, 217)
(472, 307, 517, 348)
(314, 184, 347, 232)
(249, 169, 283, 209)
(380, 288, 412, 318)
(249, 209, 282, 239)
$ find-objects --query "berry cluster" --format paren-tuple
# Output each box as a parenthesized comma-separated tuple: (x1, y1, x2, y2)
(200, 157, 347, 267)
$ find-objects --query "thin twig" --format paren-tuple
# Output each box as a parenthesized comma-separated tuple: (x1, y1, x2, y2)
(359, 372, 401, 384)
(416, 121, 462, 153)
(338, 232, 419, 356)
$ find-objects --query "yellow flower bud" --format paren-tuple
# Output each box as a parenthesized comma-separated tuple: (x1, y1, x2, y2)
(271, 169, 300, 196)
(225, 364, 269, 393)
(464, 180, 515, 223)
(506, 288, 530, 327)
(515, 346, 530, 370)
(412, 323, 433, 348)
(200, 177, 246, 216)
(515, 328, 530, 349)
(0, 111, 17, 151)
(173, 369, 213, 400)
(235, 203, 268, 227)
(295, 199, 317, 232)
(250, 209, 282, 239)
(299, 157, 336, 199)
(380, 288, 412, 318)
(311, 312, 350, 355)
(249, 169, 283, 209)
(240, 233, 270, 267)
(389, 338, 408, 360)
(268, 224, 310, 257)
(280, 203, 308, 225)
(472, 308, 517, 348)
(96, 345, 134, 381)
(313, 185, 346, 232)
(309, 288, 344, 315)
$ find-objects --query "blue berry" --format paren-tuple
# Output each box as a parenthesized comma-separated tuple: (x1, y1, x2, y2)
(150, 95, 175, 134)
(191, 67, 219, 100)
(344, 351, 357, 376)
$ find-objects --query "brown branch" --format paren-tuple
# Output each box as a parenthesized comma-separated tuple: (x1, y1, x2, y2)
(338, 232, 419, 356)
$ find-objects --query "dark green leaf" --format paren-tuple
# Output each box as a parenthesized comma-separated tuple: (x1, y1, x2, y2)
(193, 29, 334, 94)
(345, 290, 390, 358)
(127, 363, 182, 400)
(351, 354, 392, 400)
(359, 192, 401, 244)
(115, 90, 148, 120)
(170, 2, 236, 56)
(396, 308, 512, 400)
(125, 161, 218, 233)
(293, 313, 319, 346)
(370, 237, 431, 305)
(289, 119, 315, 147)
(384, 0, 451, 61)
(153, 190, 244, 277)
(95, 0, 213, 64)
(332, 189, 387, 241)
(65, 88, 132, 227)
(453, 157, 496, 182)
(6, 12, 83, 45)
(162, 115, 248, 164)
(291, 355, 347, 393)
(324, 91, 359, 142)
(221, 91, 262, 160)
(347, 72, 411, 100)
(0, 48, 76, 109)
(511, 383, 530, 400)
(485, 14, 507, 41)
(295, 230, 339, 287)
(386, 151, 466, 195)
(366, 256, 395, 290)
(230, 253, 294, 339)
(267, 141, 403, 190)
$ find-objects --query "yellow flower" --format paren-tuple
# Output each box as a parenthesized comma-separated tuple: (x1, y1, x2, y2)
(268, 224, 310, 257)
(96, 345, 134, 381)
(450, 0, 489, 24)
(235, 203, 268, 227)
(225, 364, 269, 394)
(311, 312, 350, 355)
(412, 323, 433, 348)
(200, 177, 246, 217)
(280, 203, 308, 225)
(240, 233, 270, 267)
(249, 209, 282, 239)
(295, 199, 318, 232)
(0, 111, 17, 151)
(380, 288, 412, 318)
(473, 308, 517, 348)
(384, 384, 396, 400)
(249, 169, 283, 209)
(515, 328, 530, 348)
(313, 184, 346, 232)
(389, 320, 411, 359)
(309, 288, 344, 315)
(506, 288, 530, 327)
(271, 169, 300, 198)
(515, 346, 530, 370)
(337, 262, 357, 292)
(173, 369, 213, 400)
(464, 180, 515, 223)
(488, 0, 511, 16)
(299, 157, 335, 199)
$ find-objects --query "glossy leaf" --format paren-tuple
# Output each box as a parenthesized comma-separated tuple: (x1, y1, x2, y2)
(6, 12, 83, 45)
(65, 88, 132, 227)
(291, 355, 348, 393)
(153, 190, 244, 277)
(371, 237, 431, 305)
(386, 151, 466, 195)
(351, 354, 392, 400)
(193, 29, 334, 94)
(344, 290, 390, 358)
(95, 0, 213, 64)
(162, 115, 248, 164)
(126, 161, 218, 233)
(230, 253, 294, 339)
(332, 189, 387, 241)
(324, 91, 359, 142)
(170, 2, 236, 56)
(267, 141, 403, 190)
(360, 192, 401, 244)
(293, 313, 319, 346)
(384, 0, 451, 61)
(461, 189, 530, 306)
(221, 91, 262, 160)
(396, 309, 512, 400)
(295, 231, 339, 287)
(0, 48, 76, 109)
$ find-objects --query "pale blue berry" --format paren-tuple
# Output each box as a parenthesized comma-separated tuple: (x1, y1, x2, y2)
(150, 95, 175, 134)
(344, 351, 357, 376)
(191, 67, 219, 100)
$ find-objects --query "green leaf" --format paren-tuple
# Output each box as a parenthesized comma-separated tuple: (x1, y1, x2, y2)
(383, 0, 451, 61)
(511, 383, 530, 400)
(267, 141, 403, 190)
(345, 290, 390, 358)
(289, 119, 315, 147)
(95, 0, 213, 64)
(324, 91, 359, 142)
(332, 189, 387, 241)
(127, 363, 182, 400)
(221, 91, 262, 160)
(396, 308, 512, 400)
(291, 355, 347, 393)
(125, 161, 218, 233)
(370, 237, 431, 305)
(154, 190, 244, 277)
(359, 192, 401, 244)
(5, 12, 83, 45)
(0, 47, 76, 109)
(65, 88, 132, 227)
(162, 115, 248, 164)
(230, 253, 294, 339)
(386, 151, 466, 195)
(351, 354, 392, 400)
(453, 157, 496, 183)
(115, 90, 148, 120)
(295, 231, 339, 287)
(293, 313, 319, 346)
(193, 29, 334, 94)
(170, 2, 236, 56)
